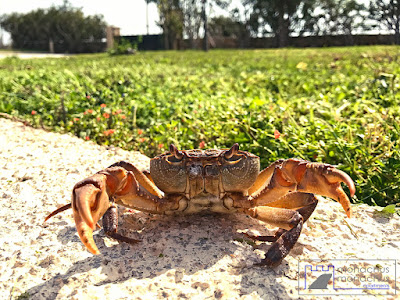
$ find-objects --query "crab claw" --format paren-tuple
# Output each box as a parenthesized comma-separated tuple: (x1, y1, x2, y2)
(72, 168, 127, 254)
(72, 178, 108, 254)
(280, 159, 355, 217)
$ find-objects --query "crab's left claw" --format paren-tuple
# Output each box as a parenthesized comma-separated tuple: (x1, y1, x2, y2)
(72, 175, 112, 254)
(43, 175, 111, 255)
(281, 159, 355, 217)
(45, 162, 164, 255)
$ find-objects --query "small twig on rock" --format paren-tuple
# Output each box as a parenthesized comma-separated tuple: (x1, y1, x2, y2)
(343, 219, 359, 239)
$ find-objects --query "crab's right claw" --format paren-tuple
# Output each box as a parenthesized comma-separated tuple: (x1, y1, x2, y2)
(72, 173, 116, 255)
(285, 160, 356, 217)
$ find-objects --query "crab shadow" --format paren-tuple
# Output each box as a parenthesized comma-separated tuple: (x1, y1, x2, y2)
(28, 211, 300, 299)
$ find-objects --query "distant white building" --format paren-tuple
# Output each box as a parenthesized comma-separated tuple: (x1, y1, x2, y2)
(0, 28, 3, 48)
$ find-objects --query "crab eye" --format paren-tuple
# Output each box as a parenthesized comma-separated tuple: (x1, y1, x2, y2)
(223, 143, 240, 161)
(167, 144, 184, 163)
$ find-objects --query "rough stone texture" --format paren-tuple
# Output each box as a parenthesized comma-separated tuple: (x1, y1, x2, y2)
(0, 118, 398, 299)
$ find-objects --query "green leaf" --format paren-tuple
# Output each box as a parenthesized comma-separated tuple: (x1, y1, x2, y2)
(380, 204, 396, 215)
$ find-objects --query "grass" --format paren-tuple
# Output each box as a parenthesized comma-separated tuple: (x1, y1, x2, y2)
(0, 46, 399, 207)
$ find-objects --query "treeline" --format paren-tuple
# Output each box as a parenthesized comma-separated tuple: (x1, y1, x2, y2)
(0, 1, 106, 53)
(152, 0, 400, 49)
(1, 0, 399, 52)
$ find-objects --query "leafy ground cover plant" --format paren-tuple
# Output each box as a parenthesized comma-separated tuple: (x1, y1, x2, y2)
(108, 37, 141, 56)
(0, 46, 399, 207)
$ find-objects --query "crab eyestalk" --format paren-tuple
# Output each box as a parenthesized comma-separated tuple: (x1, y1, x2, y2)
(224, 143, 239, 159)
(169, 144, 184, 160)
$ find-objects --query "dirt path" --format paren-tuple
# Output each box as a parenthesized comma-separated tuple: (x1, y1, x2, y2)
(0, 51, 70, 59)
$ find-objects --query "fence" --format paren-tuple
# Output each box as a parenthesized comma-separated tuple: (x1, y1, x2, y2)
(121, 34, 397, 51)
(6, 33, 397, 53)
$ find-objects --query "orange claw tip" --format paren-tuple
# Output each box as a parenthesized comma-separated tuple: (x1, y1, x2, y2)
(346, 208, 352, 218)
(340, 170, 356, 198)
(76, 224, 101, 255)
(88, 246, 101, 255)
(337, 170, 356, 198)
(74, 208, 100, 255)
(80, 233, 101, 255)
(326, 169, 356, 198)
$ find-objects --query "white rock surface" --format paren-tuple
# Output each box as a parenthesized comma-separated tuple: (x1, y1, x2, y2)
(0, 118, 398, 299)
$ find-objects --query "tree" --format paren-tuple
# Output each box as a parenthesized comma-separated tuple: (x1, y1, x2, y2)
(302, 0, 367, 38)
(150, 0, 230, 50)
(208, 16, 246, 37)
(0, 2, 107, 53)
(294, 0, 368, 47)
(208, 15, 251, 47)
(369, 0, 400, 44)
(183, 0, 203, 49)
(243, 0, 309, 47)
(153, 0, 184, 50)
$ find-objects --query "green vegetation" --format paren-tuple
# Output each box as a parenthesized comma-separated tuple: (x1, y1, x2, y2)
(0, 46, 399, 207)
(108, 37, 142, 56)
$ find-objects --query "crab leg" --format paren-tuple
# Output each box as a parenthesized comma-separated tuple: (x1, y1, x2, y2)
(248, 160, 284, 195)
(247, 206, 303, 267)
(108, 161, 163, 198)
(102, 205, 140, 244)
(44, 203, 71, 223)
(266, 192, 320, 223)
(245, 193, 319, 267)
(250, 159, 355, 217)
(245, 192, 318, 240)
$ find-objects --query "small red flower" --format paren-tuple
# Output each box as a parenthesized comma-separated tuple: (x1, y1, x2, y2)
(158, 143, 164, 149)
(139, 137, 146, 143)
(137, 129, 143, 135)
(96, 117, 101, 121)
(31, 110, 37, 115)
(274, 129, 281, 139)
(120, 115, 126, 119)
(85, 136, 90, 140)
(73, 117, 80, 122)
(103, 113, 110, 119)
(103, 129, 115, 136)
(87, 109, 94, 114)
(199, 141, 205, 149)
(115, 109, 122, 114)
(86, 95, 91, 99)
(100, 103, 106, 108)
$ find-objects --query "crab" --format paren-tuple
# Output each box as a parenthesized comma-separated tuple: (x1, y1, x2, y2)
(45, 143, 355, 267)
